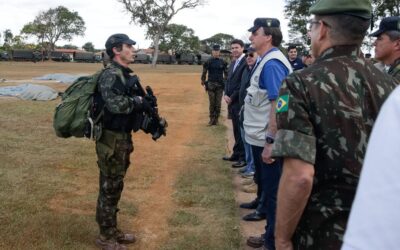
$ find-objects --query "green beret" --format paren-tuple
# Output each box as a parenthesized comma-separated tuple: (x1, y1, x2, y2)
(310, 0, 372, 20)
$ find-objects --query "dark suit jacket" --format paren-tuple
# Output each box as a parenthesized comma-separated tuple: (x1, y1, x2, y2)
(224, 56, 247, 105)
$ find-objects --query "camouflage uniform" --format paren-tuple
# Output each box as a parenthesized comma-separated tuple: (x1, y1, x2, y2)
(201, 57, 228, 124)
(369, 17, 400, 82)
(95, 61, 141, 239)
(388, 58, 400, 81)
(272, 45, 397, 249)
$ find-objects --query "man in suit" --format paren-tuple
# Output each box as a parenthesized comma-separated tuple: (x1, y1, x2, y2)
(222, 39, 247, 166)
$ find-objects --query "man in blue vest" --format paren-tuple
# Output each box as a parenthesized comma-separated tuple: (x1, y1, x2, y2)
(243, 18, 292, 250)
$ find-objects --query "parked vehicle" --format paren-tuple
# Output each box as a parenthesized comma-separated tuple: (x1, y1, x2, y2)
(94, 54, 102, 63)
(176, 53, 197, 65)
(0, 51, 10, 61)
(156, 54, 175, 64)
(11, 50, 35, 61)
(73, 51, 95, 62)
(196, 53, 211, 65)
(50, 51, 71, 62)
(134, 53, 151, 64)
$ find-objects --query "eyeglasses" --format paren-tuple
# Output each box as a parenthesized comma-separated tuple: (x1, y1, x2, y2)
(307, 19, 331, 31)
(307, 20, 320, 31)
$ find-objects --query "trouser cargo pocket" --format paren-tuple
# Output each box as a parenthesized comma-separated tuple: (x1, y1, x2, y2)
(96, 130, 133, 176)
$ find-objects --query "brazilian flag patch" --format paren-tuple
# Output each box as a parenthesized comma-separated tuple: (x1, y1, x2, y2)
(276, 94, 289, 113)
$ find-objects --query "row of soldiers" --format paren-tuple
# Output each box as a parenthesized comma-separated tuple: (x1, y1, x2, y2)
(201, 0, 399, 249)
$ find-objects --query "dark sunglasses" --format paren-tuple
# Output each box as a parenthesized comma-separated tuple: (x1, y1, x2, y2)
(246, 53, 255, 58)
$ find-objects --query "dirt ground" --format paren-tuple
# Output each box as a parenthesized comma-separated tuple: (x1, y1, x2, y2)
(0, 61, 265, 249)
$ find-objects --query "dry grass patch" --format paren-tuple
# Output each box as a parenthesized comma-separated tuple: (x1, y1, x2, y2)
(0, 62, 241, 250)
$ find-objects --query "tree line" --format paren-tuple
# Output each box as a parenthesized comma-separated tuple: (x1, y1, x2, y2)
(0, 1, 234, 66)
(1, 0, 399, 65)
(284, 0, 400, 45)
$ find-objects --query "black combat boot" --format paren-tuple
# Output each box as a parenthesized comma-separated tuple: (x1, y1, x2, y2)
(208, 117, 214, 126)
(95, 235, 127, 250)
(212, 116, 219, 125)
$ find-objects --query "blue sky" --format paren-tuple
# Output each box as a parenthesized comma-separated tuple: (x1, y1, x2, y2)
(1, 0, 289, 49)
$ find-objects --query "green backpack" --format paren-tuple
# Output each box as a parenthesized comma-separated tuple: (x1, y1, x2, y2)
(53, 70, 104, 138)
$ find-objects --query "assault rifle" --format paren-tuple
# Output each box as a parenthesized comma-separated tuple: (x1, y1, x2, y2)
(134, 77, 168, 141)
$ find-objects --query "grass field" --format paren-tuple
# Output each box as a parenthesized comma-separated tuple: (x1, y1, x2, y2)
(0, 62, 242, 249)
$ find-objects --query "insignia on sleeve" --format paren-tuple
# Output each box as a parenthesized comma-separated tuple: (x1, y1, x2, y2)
(276, 94, 289, 113)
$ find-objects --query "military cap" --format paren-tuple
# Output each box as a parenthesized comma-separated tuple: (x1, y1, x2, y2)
(105, 33, 136, 50)
(246, 46, 256, 53)
(370, 16, 400, 37)
(212, 44, 221, 51)
(248, 18, 280, 32)
(244, 44, 255, 53)
(309, 0, 372, 20)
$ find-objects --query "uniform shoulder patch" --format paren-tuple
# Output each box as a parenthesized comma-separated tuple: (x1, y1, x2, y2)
(276, 94, 289, 113)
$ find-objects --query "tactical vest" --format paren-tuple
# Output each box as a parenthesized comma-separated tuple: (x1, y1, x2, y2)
(207, 58, 225, 83)
(244, 49, 292, 147)
(95, 65, 143, 133)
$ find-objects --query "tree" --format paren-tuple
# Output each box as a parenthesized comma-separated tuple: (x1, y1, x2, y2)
(60, 44, 78, 50)
(10, 35, 27, 49)
(201, 33, 234, 53)
(284, 0, 400, 46)
(82, 42, 95, 52)
(21, 6, 85, 52)
(158, 24, 200, 54)
(284, 0, 315, 45)
(372, 0, 400, 17)
(118, 0, 205, 66)
(3, 29, 13, 49)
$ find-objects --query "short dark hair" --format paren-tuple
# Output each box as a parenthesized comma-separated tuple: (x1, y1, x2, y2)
(287, 45, 297, 51)
(230, 39, 244, 47)
(263, 27, 283, 47)
(386, 30, 400, 41)
(106, 43, 123, 59)
(316, 14, 370, 45)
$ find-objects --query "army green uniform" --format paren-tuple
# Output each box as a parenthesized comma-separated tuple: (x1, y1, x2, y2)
(95, 62, 142, 239)
(369, 17, 400, 82)
(201, 57, 228, 124)
(272, 45, 397, 249)
(388, 59, 400, 81)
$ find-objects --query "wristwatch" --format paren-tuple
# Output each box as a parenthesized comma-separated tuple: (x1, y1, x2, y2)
(266, 136, 275, 144)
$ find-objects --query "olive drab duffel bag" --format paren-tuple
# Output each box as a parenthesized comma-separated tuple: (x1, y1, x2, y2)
(53, 69, 104, 139)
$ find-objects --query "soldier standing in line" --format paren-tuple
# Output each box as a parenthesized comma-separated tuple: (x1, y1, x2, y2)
(95, 33, 152, 250)
(201, 44, 228, 126)
(370, 16, 400, 81)
(268, 0, 398, 249)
